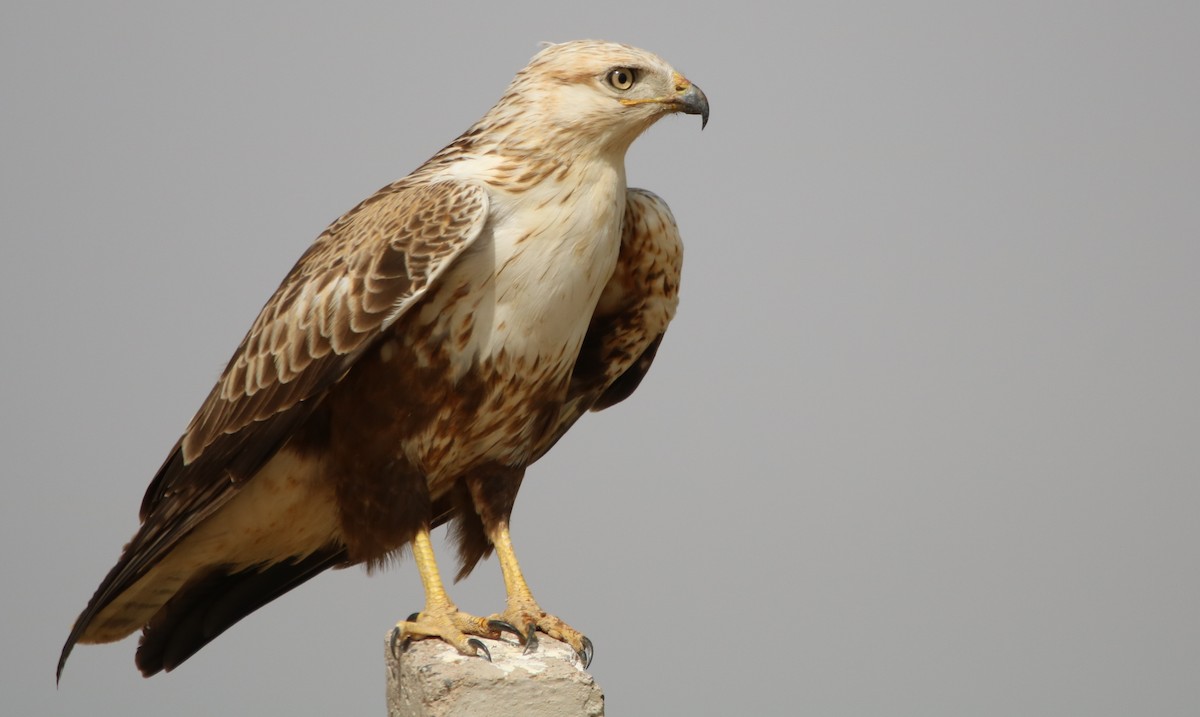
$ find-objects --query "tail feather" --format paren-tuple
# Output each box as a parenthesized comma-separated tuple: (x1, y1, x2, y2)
(58, 547, 346, 681)
(135, 547, 346, 676)
(58, 552, 174, 682)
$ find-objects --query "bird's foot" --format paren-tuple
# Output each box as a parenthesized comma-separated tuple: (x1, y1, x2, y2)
(390, 607, 522, 661)
(491, 601, 593, 668)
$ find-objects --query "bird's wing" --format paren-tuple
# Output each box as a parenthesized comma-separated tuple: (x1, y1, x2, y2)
(142, 180, 488, 517)
(542, 188, 684, 456)
(61, 179, 488, 673)
(177, 180, 490, 468)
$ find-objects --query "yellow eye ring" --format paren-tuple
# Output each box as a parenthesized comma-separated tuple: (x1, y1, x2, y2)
(607, 68, 636, 91)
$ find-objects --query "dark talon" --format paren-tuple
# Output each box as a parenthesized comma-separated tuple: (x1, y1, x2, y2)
(468, 638, 491, 662)
(388, 625, 415, 657)
(391, 612, 421, 655)
(389, 627, 402, 659)
(487, 619, 523, 641)
(578, 636, 594, 669)
(522, 624, 539, 655)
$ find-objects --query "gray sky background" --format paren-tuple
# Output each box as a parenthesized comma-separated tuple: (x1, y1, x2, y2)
(3, 2, 1197, 715)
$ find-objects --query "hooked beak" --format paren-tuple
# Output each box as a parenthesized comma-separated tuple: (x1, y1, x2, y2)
(619, 73, 710, 129)
(673, 79, 710, 129)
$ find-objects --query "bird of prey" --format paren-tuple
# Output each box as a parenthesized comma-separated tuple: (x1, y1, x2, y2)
(59, 39, 707, 679)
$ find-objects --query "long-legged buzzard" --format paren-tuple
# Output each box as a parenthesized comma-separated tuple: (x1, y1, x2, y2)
(59, 39, 707, 679)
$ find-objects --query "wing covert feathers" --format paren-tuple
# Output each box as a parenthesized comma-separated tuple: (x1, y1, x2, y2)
(180, 180, 489, 466)
(541, 188, 683, 455)
(59, 180, 488, 681)
(582, 188, 683, 410)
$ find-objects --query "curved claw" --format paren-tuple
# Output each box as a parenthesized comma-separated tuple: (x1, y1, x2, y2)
(487, 619, 523, 641)
(521, 624, 539, 655)
(467, 638, 492, 662)
(578, 635, 594, 669)
(388, 626, 402, 659)
(389, 613, 422, 657)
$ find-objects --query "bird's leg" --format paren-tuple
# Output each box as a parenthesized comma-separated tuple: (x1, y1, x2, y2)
(390, 527, 517, 660)
(488, 520, 593, 667)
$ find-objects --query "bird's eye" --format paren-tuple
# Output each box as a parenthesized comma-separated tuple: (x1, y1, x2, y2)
(607, 68, 636, 91)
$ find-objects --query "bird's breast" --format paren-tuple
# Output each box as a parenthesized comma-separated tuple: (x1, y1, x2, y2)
(422, 172, 626, 374)
(393, 173, 626, 473)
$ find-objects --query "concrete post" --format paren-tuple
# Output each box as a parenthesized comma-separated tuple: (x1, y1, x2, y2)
(385, 634, 604, 717)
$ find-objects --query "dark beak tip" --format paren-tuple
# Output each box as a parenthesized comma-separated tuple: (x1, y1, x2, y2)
(685, 83, 709, 130)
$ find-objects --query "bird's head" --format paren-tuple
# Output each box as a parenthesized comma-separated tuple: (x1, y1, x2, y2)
(487, 40, 709, 156)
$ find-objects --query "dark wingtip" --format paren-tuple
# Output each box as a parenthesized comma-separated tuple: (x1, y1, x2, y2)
(56, 644, 71, 686)
(57, 616, 90, 686)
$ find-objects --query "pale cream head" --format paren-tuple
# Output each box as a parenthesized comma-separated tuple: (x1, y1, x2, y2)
(481, 40, 709, 156)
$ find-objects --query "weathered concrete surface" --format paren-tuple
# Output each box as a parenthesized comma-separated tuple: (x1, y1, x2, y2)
(385, 633, 604, 717)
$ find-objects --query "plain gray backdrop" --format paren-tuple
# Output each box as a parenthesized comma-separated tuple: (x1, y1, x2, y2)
(3, 2, 1197, 715)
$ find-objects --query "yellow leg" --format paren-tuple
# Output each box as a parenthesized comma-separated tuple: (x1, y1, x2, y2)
(489, 521, 593, 667)
(493, 521, 536, 608)
(391, 528, 508, 660)
(412, 527, 454, 613)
